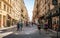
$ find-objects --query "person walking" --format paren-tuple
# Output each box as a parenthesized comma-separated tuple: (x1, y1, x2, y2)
(26, 22, 28, 27)
(19, 21, 23, 31)
(32, 22, 34, 26)
(37, 24, 41, 31)
(44, 22, 48, 34)
(17, 22, 20, 31)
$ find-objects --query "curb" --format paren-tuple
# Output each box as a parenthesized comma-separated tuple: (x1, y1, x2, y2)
(0, 25, 16, 30)
(48, 29, 60, 38)
(48, 29, 57, 34)
(0, 32, 13, 38)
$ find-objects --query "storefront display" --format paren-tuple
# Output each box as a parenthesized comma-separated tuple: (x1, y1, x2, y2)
(52, 16, 59, 31)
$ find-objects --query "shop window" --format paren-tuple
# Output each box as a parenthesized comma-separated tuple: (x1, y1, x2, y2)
(57, 20, 59, 24)
(53, 19, 56, 24)
(59, 8, 60, 13)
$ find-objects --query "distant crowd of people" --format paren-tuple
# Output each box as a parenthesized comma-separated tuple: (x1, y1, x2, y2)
(17, 21, 23, 31)
(16, 21, 34, 31)
(16, 20, 49, 34)
(36, 20, 49, 34)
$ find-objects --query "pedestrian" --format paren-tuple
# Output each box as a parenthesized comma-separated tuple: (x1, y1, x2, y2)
(37, 24, 41, 31)
(37, 23, 41, 34)
(40, 21, 43, 29)
(32, 22, 33, 26)
(44, 22, 48, 34)
(19, 21, 23, 31)
(17, 22, 20, 31)
(26, 22, 28, 27)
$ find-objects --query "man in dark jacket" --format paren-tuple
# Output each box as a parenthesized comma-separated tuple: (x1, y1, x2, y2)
(17, 22, 20, 31)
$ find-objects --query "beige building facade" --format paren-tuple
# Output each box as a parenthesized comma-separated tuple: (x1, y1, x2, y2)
(0, 0, 28, 28)
(20, 0, 29, 23)
(33, 0, 60, 31)
(32, 0, 49, 23)
(0, 0, 12, 27)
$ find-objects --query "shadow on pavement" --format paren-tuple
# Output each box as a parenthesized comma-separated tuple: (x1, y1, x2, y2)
(2, 31, 40, 38)
(2, 34, 30, 38)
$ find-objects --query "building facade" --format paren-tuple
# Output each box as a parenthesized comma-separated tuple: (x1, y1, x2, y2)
(32, 0, 60, 31)
(20, 0, 29, 24)
(0, 0, 28, 28)
(32, 0, 49, 24)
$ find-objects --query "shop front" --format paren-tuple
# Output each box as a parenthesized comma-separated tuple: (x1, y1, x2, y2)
(52, 16, 59, 31)
(7, 15, 11, 27)
(3, 16, 6, 27)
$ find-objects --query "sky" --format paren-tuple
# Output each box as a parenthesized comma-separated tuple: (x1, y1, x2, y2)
(24, 0, 35, 21)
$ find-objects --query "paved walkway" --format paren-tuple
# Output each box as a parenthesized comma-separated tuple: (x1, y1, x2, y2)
(0, 25, 16, 38)
(0, 25, 16, 30)
(1, 25, 51, 38)
(1, 24, 60, 38)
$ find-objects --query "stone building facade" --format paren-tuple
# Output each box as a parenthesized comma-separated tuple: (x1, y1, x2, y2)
(0, 0, 28, 28)
(32, 0, 60, 31)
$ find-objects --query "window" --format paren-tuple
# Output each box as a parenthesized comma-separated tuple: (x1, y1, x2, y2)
(10, 0, 11, 4)
(8, 0, 9, 2)
(59, 8, 60, 13)
(56, 10, 58, 13)
(0, 2, 1, 9)
(45, 0, 48, 4)
(7, 6, 9, 12)
(21, 9, 23, 12)
(4, 4, 6, 11)
(9, 0, 11, 4)
(9, 8, 10, 13)
(52, 0, 58, 5)
(10, 8, 11, 14)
